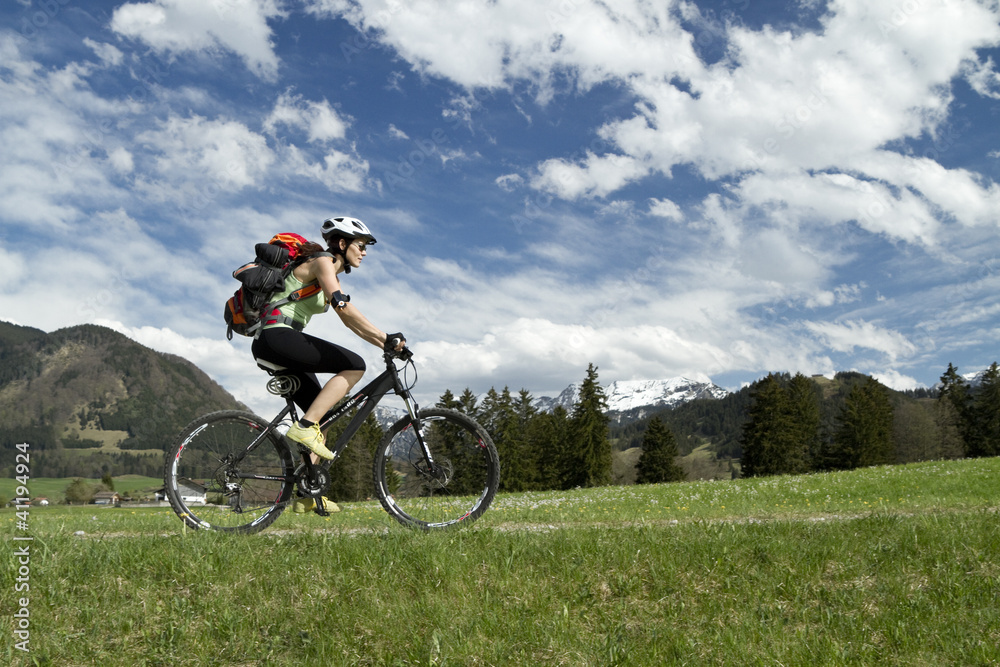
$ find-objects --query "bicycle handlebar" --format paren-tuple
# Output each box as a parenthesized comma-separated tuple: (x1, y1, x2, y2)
(385, 345, 413, 362)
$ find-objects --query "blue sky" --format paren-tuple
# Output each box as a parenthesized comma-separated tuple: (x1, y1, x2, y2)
(2, 0, 999, 417)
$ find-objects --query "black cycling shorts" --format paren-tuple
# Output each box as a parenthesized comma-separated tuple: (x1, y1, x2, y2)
(251, 327, 366, 411)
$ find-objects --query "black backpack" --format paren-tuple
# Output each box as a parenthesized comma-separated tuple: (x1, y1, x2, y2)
(223, 233, 330, 339)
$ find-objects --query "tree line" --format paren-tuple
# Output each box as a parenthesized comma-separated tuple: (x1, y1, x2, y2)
(739, 363, 999, 477)
(10, 359, 996, 498)
(325, 361, 1000, 500)
(324, 363, 685, 501)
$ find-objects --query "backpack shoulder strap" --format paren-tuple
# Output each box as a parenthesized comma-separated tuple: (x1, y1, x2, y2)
(290, 251, 334, 267)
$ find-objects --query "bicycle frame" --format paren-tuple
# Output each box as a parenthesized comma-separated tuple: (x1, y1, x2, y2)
(237, 351, 428, 481)
(316, 353, 422, 467)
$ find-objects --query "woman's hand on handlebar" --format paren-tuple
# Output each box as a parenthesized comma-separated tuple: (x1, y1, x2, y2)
(383, 332, 411, 359)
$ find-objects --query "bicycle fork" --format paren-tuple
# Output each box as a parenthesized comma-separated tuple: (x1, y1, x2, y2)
(397, 392, 450, 486)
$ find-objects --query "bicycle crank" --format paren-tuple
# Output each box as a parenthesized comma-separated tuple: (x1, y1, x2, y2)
(297, 463, 329, 498)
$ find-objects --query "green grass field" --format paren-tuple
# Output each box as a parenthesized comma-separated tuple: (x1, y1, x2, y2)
(3, 458, 999, 666)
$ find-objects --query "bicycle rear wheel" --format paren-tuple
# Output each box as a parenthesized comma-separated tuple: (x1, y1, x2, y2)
(373, 408, 500, 529)
(164, 410, 294, 533)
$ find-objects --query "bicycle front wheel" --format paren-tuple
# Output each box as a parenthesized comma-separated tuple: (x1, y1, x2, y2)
(373, 408, 500, 529)
(164, 410, 294, 533)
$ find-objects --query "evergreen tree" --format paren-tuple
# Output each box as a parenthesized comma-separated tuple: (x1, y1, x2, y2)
(436, 389, 459, 410)
(531, 405, 569, 491)
(932, 399, 966, 460)
(740, 374, 797, 477)
(830, 377, 894, 469)
(480, 387, 532, 492)
(635, 417, 685, 484)
(515, 389, 542, 490)
(938, 363, 972, 451)
(458, 388, 479, 417)
(515, 389, 538, 429)
(892, 400, 941, 463)
(100, 472, 115, 491)
(786, 373, 820, 472)
(565, 364, 611, 488)
(478, 388, 502, 438)
(968, 362, 1000, 457)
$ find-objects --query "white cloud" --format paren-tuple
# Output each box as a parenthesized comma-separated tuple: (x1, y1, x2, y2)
(736, 169, 945, 247)
(136, 113, 274, 189)
(805, 320, 917, 362)
(532, 152, 647, 199)
(963, 56, 1000, 99)
(110, 0, 285, 80)
(0, 39, 135, 230)
(415, 317, 738, 397)
(648, 198, 683, 222)
(83, 39, 125, 68)
(265, 92, 350, 143)
(806, 283, 866, 309)
(855, 152, 1000, 230)
(281, 144, 370, 193)
(319, 0, 1000, 258)
(94, 320, 282, 414)
(305, 0, 697, 97)
(387, 124, 409, 140)
(737, 229, 830, 286)
(872, 369, 920, 392)
(495, 173, 523, 192)
(0, 246, 30, 291)
(108, 147, 134, 174)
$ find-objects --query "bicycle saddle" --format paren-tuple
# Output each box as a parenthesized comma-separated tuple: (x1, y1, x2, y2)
(254, 357, 288, 374)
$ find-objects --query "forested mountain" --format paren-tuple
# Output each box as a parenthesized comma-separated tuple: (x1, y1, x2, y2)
(0, 322, 242, 478)
(611, 369, 990, 475)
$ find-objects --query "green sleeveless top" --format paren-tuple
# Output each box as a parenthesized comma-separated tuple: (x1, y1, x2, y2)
(261, 272, 328, 331)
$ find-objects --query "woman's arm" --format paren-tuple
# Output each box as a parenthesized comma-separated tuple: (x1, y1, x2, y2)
(308, 255, 390, 349)
(335, 302, 389, 348)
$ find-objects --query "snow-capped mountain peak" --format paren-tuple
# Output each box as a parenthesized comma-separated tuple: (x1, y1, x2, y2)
(532, 376, 728, 420)
(604, 377, 728, 412)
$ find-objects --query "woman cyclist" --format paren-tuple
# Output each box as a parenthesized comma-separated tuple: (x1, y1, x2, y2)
(250, 216, 406, 510)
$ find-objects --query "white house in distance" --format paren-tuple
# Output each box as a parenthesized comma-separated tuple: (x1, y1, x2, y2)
(92, 491, 122, 506)
(155, 479, 208, 505)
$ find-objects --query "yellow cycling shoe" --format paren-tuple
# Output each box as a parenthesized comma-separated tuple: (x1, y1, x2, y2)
(292, 496, 340, 514)
(286, 421, 334, 460)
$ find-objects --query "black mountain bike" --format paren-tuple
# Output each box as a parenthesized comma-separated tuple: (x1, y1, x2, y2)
(163, 346, 500, 533)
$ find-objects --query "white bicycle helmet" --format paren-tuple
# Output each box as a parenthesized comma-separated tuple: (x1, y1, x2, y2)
(321, 216, 377, 245)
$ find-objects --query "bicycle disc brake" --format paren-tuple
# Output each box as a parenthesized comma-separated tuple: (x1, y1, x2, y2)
(419, 458, 454, 489)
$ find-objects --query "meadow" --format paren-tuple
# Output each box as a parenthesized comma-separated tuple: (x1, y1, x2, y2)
(0, 475, 163, 504)
(3, 457, 999, 666)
